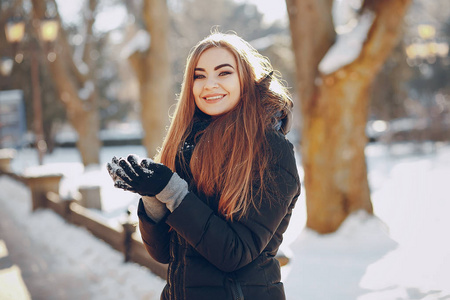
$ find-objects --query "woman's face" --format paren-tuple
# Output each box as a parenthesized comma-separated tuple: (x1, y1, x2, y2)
(193, 47, 241, 117)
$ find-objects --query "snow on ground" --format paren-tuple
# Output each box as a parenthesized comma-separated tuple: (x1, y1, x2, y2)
(2, 141, 450, 299)
(0, 176, 166, 300)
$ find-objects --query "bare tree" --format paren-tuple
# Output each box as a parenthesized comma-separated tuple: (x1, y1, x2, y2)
(30, 0, 101, 166)
(127, 0, 171, 157)
(286, 0, 412, 233)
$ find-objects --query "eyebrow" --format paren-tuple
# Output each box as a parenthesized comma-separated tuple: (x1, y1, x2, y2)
(194, 63, 235, 72)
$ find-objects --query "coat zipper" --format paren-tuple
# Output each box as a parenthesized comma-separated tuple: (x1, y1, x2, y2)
(229, 277, 244, 300)
(180, 236, 187, 300)
(168, 234, 174, 299)
(168, 233, 187, 300)
(169, 233, 180, 300)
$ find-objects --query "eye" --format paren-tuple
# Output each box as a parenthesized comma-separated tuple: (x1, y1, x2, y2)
(219, 71, 232, 76)
(194, 74, 205, 80)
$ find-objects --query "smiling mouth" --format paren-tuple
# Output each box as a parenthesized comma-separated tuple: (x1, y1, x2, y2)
(204, 95, 225, 101)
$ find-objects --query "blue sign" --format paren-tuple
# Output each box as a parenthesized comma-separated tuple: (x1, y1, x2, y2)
(0, 89, 26, 148)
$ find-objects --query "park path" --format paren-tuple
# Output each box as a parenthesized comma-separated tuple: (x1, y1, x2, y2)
(0, 180, 94, 300)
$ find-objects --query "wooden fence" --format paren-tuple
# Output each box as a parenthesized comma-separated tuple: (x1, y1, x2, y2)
(0, 152, 289, 281)
(0, 157, 168, 280)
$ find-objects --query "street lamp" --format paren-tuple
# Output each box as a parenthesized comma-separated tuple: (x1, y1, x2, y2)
(405, 24, 450, 66)
(405, 42, 449, 61)
(417, 24, 436, 40)
(40, 19, 59, 42)
(5, 19, 25, 43)
(4, 17, 59, 165)
(0, 57, 14, 77)
(5, 19, 25, 64)
(5, 18, 60, 45)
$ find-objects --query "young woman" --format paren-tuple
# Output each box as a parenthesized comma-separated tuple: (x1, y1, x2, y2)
(107, 32, 301, 300)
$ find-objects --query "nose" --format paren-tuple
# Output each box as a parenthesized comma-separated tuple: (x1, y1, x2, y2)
(204, 77, 218, 90)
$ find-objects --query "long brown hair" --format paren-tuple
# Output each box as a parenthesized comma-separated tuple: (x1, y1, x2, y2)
(156, 31, 292, 220)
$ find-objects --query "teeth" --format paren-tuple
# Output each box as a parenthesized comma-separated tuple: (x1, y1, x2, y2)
(205, 95, 223, 100)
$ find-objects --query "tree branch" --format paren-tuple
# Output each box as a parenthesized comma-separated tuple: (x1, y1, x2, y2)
(81, 0, 97, 72)
(349, 0, 412, 81)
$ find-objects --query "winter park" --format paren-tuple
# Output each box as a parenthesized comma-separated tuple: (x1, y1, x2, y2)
(1, 0, 450, 300)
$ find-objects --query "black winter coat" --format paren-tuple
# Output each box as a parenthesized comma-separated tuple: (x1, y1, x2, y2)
(138, 126, 301, 300)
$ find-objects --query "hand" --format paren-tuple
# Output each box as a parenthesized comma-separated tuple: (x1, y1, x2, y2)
(107, 156, 130, 189)
(106, 154, 173, 197)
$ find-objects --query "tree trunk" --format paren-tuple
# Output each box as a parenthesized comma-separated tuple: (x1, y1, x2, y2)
(66, 100, 101, 166)
(286, 0, 411, 233)
(129, 0, 171, 158)
(31, 0, 101, 166)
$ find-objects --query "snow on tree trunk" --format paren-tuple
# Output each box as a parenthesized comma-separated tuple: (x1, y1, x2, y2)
(286, 0, 411, 233)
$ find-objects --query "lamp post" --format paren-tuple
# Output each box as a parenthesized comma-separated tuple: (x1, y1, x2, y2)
(405, 24, 449, 65)
(4, 17, 59, 165)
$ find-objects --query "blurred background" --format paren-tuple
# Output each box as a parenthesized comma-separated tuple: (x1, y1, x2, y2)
(1, 0, 448, 158)
(1, 0, 449, 231)
(1, 0, 450, 299)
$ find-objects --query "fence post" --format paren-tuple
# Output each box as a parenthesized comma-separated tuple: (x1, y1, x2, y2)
(122, 209, 137, 262)
(0, 149, 16, 173)
(63, 198, 75, 219)
(24, 172, 64, 211)
(79, 185, 102, 210)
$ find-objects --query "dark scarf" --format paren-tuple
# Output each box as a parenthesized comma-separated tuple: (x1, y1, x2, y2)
(175, 110, 212, 184)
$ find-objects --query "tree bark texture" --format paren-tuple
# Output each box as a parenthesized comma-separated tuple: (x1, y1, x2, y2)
(129, 0, 171, 158)
(286, 0, 411, 233)
(31, 0, 101, 166)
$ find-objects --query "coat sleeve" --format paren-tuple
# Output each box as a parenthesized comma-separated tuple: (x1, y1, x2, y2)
(137, 199, 171, 264)
(165, 131, 301, 272)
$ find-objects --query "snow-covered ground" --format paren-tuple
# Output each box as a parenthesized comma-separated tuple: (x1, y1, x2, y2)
(0, 176, 166, 300)
(2, 141, 450, 299)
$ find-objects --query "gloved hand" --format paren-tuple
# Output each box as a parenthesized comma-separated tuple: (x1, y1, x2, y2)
(106, 156, 129, 188)
(107, 154, 174, 197)
(107, 154, 188, 213)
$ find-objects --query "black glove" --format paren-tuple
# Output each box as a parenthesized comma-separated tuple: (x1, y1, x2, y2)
(107, 154, 173, 197)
